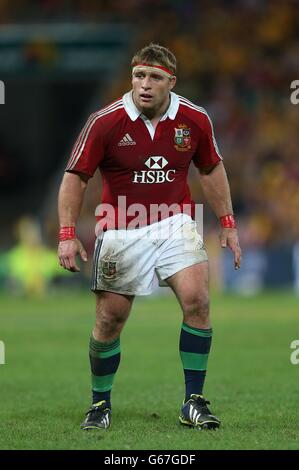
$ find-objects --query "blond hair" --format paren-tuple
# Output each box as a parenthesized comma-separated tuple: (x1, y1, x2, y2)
(131, 43, 176, 74)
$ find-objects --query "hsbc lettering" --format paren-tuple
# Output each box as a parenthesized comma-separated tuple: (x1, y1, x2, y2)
(133, 156, 175, 184)
(133, 169, 176, 184)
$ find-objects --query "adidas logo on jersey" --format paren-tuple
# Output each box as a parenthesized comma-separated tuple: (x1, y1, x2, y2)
(118, 134, 136, 146)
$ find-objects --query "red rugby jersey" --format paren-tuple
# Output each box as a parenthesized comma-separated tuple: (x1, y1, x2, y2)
(66, 91, 222, 228)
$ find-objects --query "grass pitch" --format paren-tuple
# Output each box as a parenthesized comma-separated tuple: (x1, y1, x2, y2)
(0, 290, 298, 450)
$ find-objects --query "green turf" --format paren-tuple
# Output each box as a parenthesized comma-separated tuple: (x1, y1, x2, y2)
(0, 290, 298, 450)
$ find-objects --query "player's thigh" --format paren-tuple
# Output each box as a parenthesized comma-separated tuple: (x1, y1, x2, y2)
(166, 261, 209, 313)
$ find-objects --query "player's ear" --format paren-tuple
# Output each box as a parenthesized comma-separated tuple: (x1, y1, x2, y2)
(169, 76, 176, 90)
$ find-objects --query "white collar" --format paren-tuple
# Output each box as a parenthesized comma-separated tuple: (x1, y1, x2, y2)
(122, 90, 179, 121)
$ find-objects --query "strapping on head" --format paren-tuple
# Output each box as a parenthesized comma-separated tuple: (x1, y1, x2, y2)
(132, 63, 175, 79)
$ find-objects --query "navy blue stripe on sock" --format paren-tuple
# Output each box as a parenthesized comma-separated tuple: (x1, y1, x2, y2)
(92, 390, 111, 407)
(184, 370, 207, 400)
(180, 328, 212, 354)
(90, 353, 121, 376)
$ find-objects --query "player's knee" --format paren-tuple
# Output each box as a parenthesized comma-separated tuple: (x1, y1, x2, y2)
(182, 295, 210, 322)
(94, 311, 126, 338)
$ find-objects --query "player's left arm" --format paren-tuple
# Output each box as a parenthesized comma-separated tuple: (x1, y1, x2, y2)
(198, 161, 242, 269)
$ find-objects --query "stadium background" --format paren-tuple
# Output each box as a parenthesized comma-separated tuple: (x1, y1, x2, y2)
(0, 0, 298, 450)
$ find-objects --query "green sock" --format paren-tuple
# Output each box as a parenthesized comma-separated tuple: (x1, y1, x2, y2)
(89, 335, 121, 407)
(179, 323, 212, 401)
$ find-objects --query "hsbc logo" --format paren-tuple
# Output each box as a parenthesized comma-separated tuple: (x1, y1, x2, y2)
(132, 169, 175, 184)
(145, 156, 168, 169)
(133, 156, 176, 184)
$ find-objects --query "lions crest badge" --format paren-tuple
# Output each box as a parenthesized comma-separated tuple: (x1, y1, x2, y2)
(101, 259, 117, 279)
(174, 124, 191, 151)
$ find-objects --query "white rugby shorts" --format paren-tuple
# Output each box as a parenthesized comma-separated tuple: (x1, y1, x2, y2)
(91, 213, 208, 295)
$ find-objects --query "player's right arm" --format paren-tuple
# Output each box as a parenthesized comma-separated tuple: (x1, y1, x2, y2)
(58, 111, 105, 271)
(58, 172, 88, 272)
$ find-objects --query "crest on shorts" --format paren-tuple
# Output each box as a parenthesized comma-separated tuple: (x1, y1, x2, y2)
(174, 124, 191, 152)
(101, 258, 117, 279)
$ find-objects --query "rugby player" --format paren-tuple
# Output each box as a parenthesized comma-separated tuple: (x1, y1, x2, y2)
(58, 43, 241, 431)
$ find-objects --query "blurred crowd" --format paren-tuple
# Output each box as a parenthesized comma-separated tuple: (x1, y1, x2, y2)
(1, 0, 299, 294)
(116, 0, 299, 246)
(87, 0, 299, 292)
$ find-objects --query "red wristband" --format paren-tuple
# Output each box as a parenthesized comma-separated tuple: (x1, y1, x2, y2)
(59, 226, 76, 241)
(220, 214, 236, 229)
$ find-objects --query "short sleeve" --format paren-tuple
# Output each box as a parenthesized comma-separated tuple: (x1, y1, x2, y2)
(192, 111, 222, 169)
(65, 113, 105, 178)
